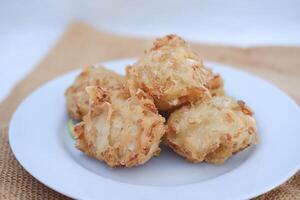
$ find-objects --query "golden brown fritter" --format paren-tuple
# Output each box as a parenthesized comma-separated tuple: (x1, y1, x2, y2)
(126, 34, 213, 111)
(73, 85, 166, 168)
(65, 65, 124, 120)
(165, 96, 258, 164)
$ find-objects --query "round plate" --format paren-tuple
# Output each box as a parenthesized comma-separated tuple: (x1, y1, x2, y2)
(9, 59, 300, 200)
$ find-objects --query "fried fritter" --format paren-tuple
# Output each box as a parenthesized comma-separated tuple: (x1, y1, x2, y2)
(65, 65, 124, 120)
(73, 85, 166, 168)
(165, 96, 258, 164)
(126, 34, 213, 111)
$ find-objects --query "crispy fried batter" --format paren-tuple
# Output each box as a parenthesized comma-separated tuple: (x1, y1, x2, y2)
(165, 96, 258, 164)
(65, 34, 258, 168)
(126, 34, 213, 111)
(73, 85, 166, 168)
(207, 74, 225, 96)
(65, 65, 124, 120)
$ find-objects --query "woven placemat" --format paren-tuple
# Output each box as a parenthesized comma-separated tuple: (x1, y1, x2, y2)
(0, 22, 299, 199)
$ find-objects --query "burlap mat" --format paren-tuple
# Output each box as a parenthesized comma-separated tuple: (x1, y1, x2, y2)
(0, 22, 299, 199)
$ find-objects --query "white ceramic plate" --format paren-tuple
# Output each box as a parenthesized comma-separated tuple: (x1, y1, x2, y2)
(9, 59, 300, 200)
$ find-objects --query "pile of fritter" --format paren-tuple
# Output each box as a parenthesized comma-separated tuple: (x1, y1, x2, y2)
(65, 35, 258, 168)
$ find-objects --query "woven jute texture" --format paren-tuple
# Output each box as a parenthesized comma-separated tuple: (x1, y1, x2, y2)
(0, 22, 299, 199)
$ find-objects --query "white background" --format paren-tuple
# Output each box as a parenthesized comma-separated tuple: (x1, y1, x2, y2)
(1, 0, 300, 102)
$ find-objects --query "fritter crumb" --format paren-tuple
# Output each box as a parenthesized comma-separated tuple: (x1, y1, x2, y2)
(65, 65, 124, 120)
(73, 85, 166, 167)
(126, 34, 213, 111)
(165, 96, 258, 164)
